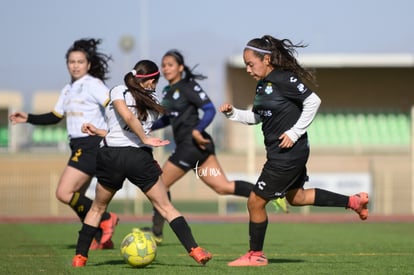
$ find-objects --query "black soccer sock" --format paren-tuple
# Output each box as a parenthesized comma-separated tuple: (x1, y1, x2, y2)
(234, 180, 254, 197)
(69, 192, 110, 241)
(249, 219, 268, 251)
(75, 223, 99, 257)
(152, 191, 170, 236)
(69, 192, 93, 221)
(313, 188, 348, 207)
(169, 216, 198, 253)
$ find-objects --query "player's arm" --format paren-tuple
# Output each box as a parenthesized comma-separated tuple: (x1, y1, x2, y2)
(113, 99, 169, 147)
(281, 92, 321, 147)
(219, 104, 261, 125)
(9, 111, 62, 125)
(81, 123, 107, 137)
(151, 115, 170, 131)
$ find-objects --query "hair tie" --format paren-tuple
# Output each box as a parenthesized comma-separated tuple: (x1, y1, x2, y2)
(131, 69, 137, 75)
(135, 71, 160, 78)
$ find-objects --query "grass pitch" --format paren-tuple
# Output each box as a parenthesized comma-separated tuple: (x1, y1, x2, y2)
(0, 221, 413, 274)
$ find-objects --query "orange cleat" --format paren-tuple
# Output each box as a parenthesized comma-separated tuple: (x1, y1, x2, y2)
(99, 212, 119, 245)
(72, 254, 88, 267)
(228, 250, 268, 266)
(90, 238, 114, 250)
(348, 192, 369, 220)
(189, 246, 212, 265)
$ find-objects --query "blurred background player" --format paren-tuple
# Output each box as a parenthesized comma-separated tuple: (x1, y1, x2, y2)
(9, 38, 118, 249)
(72, 60, 212, 267)
(220, 35, 369, 266)
(141, 49, 258, 244)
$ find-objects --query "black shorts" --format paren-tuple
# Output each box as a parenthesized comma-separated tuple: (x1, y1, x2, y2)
(68, 136, 102, 176)
(96, 146, 162, 192)
(169, 133, 215, 172)
(254, 156, 309, 200)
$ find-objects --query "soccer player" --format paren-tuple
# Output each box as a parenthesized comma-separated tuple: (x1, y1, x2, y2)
(141, 49, 259, 244)
(72, 60, 212, 267)
(219, 35, 369, 266)
(9, 38, 118, 249)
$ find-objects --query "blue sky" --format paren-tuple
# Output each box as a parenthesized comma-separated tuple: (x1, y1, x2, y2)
(0, 0, 413, 108)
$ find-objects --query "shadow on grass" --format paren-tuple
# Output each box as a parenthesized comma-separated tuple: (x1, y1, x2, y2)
(268, 258, 304, 264)
(95, 259, 204, 268)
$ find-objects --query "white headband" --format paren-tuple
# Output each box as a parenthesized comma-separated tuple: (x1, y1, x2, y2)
(245, 45, 272, 54)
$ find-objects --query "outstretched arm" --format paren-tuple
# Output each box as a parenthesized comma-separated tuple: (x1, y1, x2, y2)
(9, 111, 62, 125)
(219, 103, 261, 125)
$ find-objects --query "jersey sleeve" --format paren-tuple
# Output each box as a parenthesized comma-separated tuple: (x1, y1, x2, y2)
(182, 81, 212, 108)
(109, 85, 127, 102)
(89, 78, 110, 107)
(53, 85, 69, 117)
(277, 73, 313, 104)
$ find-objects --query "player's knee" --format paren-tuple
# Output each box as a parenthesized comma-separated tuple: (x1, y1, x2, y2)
(55, 189, 69, 204)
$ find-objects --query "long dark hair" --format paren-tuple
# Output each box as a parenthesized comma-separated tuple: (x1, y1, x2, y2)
(124, 60, 165, 121)
(65, 38, 112, 82)
(246, 35, 316, 86)
(163, 49, 207, 82)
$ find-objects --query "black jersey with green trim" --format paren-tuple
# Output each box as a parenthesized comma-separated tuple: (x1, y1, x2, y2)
(253, 69, 313, 159)
(161, 79, 212, 144)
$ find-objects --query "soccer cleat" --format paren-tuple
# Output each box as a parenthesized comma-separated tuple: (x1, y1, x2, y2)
(348, 192, 369, 220)
(140, 227, 163, 245)
(99, 212, 119, 245)
(228, 250, 268, 266)
(189, 246, 212, 265)
(152, 234, 163, 245)
(72, 254, 88, 267)
(271, 197, 289, 213)
(90, 238, 114, 250)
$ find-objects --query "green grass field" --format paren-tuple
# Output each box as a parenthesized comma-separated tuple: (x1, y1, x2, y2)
(0, 221, 413, 275)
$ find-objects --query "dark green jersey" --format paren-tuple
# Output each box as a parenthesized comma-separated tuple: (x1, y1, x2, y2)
(161, 79, 212, 145)
(253, 69, 313, 160)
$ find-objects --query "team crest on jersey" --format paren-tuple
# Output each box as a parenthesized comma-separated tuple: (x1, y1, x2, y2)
(264, 83, 273, 94)
(173, 89, 180, 100)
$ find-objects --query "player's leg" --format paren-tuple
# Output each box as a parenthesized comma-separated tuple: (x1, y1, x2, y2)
(72, 183, 116, 267)
(146, 179, 212, 265)
(197, 155, 253, 197)
(228, 192, 269, 266)
(57, 165, 118, 248)
(145, 160, 187, 243)
(286, 187, 369, 220)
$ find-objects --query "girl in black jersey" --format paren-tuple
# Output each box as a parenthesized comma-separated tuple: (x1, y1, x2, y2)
(219, 35, 369, 266)
(9, 38, 118, 250)
(143, 50, 254, 243)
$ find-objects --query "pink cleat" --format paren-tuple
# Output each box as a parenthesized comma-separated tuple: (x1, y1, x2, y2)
(348, 192, 369, 220)
(228, 250, 268, 266)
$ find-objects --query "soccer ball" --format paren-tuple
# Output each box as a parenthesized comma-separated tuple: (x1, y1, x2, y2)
(120, 228, 157, 268)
